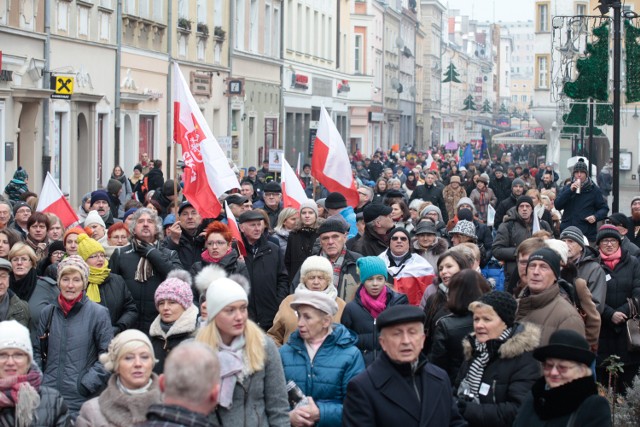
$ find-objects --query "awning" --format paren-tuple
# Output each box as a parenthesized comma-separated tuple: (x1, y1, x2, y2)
(491, 128, 547, 145)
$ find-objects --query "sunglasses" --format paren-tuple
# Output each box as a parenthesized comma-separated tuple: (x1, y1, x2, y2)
(391, 236, 408, 242)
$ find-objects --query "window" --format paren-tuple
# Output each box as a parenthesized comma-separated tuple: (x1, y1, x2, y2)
(124, 0, 135, 15)
(235, 0, 245, 49)
(537, 2, 549, 32)
(57, 1, 69, 32)
(250, 0, 258, 52)
(512, 95, 518, 103)
(521, 95, 528, 102)
(265, 4, 272, 54)
(99, 11, 110, 41)
(178, 0, 188, 20)
(354, 34, 363, 73)
(197, 38, 205, 61)
(197, 0, 207, 26)
(264, 118, 278, 160)
(139, 0, 149, 18)
(273, 5, 281, 57)
(214, 0, 222, 27)
(576, 3, 587, 15)
(153, 0, 163, 21)
(78, 6, 89, 36)
(536, 55, 549, 88)
(139, 115, 155, 160)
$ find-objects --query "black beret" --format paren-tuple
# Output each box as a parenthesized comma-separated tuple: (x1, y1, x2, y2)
(263, 181, 282, 193)
(238, 210, 264, 224)
(363, 204, 392, 223)
(377, 305, 426, 331)
(226, 194, 249, 206)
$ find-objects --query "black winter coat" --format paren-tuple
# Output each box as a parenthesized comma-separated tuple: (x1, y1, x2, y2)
(149, 305, 199, 374)
(474, 220, 493, 268)
(343, 352, 467, 427)
(243, 234, 289, 330)
(489, 176, 512, 208)
(350, 226, 387, 257)
(145, 168, 164, 196)
(455, 323, 541, 427)
(493, 193, 517, 230)
(190, 249, 250, 302)
(598, 249, 640, 364)
(340, 285, 408, 366)
(109, 244, 183, 333)
(97, 273, 138, 335)
(555, 178, 609, 241)
(409, 184, 449, 222)
(163, 227, 205, 271)
(0, 383, 69, 426)
(428, 312, 473, 385)
(284, 226, 319, 286)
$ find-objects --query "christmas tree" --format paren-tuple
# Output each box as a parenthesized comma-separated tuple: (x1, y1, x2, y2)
(625, 20, 640, 103)
(481, 100, 492, 113)
(498, 103, 509, 115)
(443, 62, 461, 83)
(462, 95, 476, 111)
(563, 22, 609, 101)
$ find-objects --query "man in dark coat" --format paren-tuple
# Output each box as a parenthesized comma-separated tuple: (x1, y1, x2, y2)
(489, 166, 512, 208)
(261, 181, 283, 229)
(555, 158, 609, 243)
(367, 153, 384, 181)
(493, 178, 526, 230)
(239, 210, 288, 331)
(628, 196, 640, 249)
(110, 208, 183, 333)
(343, 305, 466, 427)
(351, 204, 394, 257)
(409, 171, 449, 222)
(163, 201, 205, 270)
(140, 342, 221, 427)
(145, 160, 165, 195)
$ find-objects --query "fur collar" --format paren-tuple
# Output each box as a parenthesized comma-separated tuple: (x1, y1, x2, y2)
(462, 322, 540, 361)
(149, 305, 199, 338)
(412, 237, 448, 255)
(97, 374, 162, 426)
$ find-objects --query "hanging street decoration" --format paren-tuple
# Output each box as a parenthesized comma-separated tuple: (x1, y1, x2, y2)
(481, 99, 492, 114)
(462, 95, 476, 111)
(442, 62, 461, 83)
(625, 20, 640, 103)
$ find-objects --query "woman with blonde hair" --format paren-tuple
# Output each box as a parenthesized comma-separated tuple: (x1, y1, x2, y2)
(77, 330, 161, 426)
(195, 266, 289, 426)
(273, 207, 299, 258)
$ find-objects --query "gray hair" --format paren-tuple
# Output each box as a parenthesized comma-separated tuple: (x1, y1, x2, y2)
(387, 178, 401, 187)
(358, 186, 373, 202)
(0, 201, 12, 218)
(163, 341, 220, 405)
(128, 208, 164, 241)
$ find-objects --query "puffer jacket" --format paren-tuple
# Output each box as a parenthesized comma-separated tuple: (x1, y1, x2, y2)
(279, 324, 365, 426)
(492, 207, 552, 284)
(455, 323, 541, 427)
(97, 273, 138, 335)
(428, 312, 473, 385)
(516, 283, 585, 345)
(149, 305, 199, 374)
(413, 237, 449, 272)
(0, 378, 69, 426)
(574, 245, 607, 313)
(34, 295, 113, 416)
(285, 225, 320, 286)
(341, 285, 408, 366)
(190, 249, 250, 301)
(598, 249, 640, 364)
(555, 178, 609, 241)
(109, 243, 183, 333)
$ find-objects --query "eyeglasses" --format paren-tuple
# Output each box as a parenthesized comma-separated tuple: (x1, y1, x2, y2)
(264, 193, 280, 198)
(88, 253, 106, 260)
(0, 352, 28, 363)
(206, 240, 228, 247)
(600, 239, 619, 246)
(542, 362, 579, 374)
(391, 236, 408, 242)
(51, 251, 65, 258)
(11, 257, 31, 264)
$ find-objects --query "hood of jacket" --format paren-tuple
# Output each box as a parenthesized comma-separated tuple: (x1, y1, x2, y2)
(462, 322, 540, 360)
(288, 322, 358, 351)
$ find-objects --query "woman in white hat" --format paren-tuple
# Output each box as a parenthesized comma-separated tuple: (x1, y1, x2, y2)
(76, 330, 161, 426)
(0, 320, 69, 426)
(195, 266, 289, 426)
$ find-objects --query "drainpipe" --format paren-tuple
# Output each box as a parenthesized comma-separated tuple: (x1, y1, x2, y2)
(115, 0, 122, 167)
(42, 0, 51, 181)
(166, 0, 173, 178)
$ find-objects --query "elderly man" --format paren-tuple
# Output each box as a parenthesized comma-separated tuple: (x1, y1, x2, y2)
(290, 218, 361, 302)
(494, 178, 526, 230)
(239, 210, 288, 331)
(560, 226, 607, 312)
(225, 194, 252, 220)
(163, 201, 205, 270)
(343, 305, 466, 427)
(555, 158, 609, 243)
(139, 342, 220, 427)
(12, 201, 32, 239)
(355, 186, 373, 214)
(110, 208, 183, 333)
(379, 227, 434, 306)
(0, 201, 13, 230)
(324, 192, 357, 239)
(409, 171, 449, 222)
(493, 195, 552, 285)
(515, 247, 586, 344)
(262, 181, 283, 228)
(351, 204, 394, 257)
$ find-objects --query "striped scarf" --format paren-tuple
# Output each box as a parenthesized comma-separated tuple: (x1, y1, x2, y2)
(462, 327, 512, 399)
(323, 248, 346, 290)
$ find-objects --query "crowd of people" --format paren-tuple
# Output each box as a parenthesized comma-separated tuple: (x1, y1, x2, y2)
(0, 143, 636, 426)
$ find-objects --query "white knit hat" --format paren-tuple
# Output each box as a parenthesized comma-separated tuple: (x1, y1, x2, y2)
(84, 210, 106, 228)
(300, 256, 333, 279)
(0, 320, 33, 362)
(299, 199, 318, 216)
(99, 329, 155, 372)
(206, 277, 249, 322)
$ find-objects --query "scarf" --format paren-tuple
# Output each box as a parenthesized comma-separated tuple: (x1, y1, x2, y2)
(359, 285, 388, 319)
(10, 269, 38, 302)
(201, 247, 232, 264)
(0, 369, 42, 427)
(460, 328, 512, 400)
(25, 237, 48, 262)
(600, 248, 622, 271)
(295, 282, 338, 301)
(116, 376, 154, 395)
(323, 248, 347, 290)
(218, 335, 246, 409)
(86, 261, 111, 303)
(132, 239, 159, 282)
(58, 293, 83, 317)
(0, 292, 9, 322)
(304, 326, 332, 361)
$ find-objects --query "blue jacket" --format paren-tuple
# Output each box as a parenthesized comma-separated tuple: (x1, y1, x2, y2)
(279, 324, 365, 427)
(339, 206, 358, 239)
(555, 179, 609, 241)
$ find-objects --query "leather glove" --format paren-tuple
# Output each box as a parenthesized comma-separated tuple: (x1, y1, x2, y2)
(456, 399, 468, 416)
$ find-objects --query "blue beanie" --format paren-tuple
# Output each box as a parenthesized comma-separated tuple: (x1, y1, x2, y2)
(357, 256, 388, 283)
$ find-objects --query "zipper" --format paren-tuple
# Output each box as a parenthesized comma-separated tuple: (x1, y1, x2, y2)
(492, 379, 497, 404)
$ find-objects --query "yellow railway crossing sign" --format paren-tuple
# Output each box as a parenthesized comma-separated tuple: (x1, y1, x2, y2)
(51, 75, 74, 99)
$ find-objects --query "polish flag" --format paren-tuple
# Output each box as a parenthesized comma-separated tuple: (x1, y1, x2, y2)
(426, 152, 438, 171)
(173, 63, 239, 219)
(282, 157, 309, 209)
(311, 107, 358, 207)
(224, 201, 247, 257)
(36, 172, 79, 228)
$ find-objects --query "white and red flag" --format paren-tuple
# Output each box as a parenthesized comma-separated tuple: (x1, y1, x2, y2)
(173, 63, 239, 218)
(282, 157, 309, 209)
(379, 252, 436, 306)
(224, 201, 247, 257)
(36, 172, 79, 228)
(425, 151, 438, 171)
(311, 106, 358, 207)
